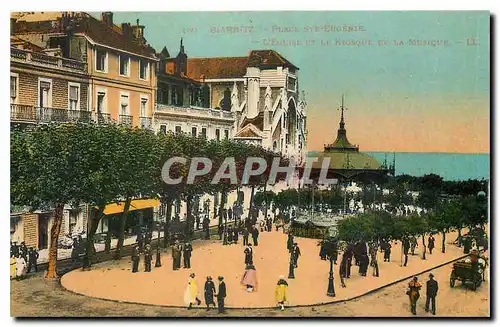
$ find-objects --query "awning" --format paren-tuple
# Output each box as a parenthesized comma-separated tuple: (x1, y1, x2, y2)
(103, 199, 160, 215)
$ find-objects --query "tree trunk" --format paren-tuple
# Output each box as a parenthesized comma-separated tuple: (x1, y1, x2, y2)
(186, 195, 193, 237)
(83, 206, 105, 269)
(163, 199, 173, 248)
(263, 183, 268, 219)
(45, 203, 64, 279)
(457, 226, 462, 247)
(114, 197, 131, 260)
(441, 231, 446, 254)
(249, 185, 256, 219)
(421, 234, 426, 260)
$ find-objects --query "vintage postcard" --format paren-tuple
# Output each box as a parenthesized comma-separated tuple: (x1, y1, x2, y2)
(10, 10, 490, 318)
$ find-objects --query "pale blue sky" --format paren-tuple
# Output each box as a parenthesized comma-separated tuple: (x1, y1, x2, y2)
(104, 11, 490, 153)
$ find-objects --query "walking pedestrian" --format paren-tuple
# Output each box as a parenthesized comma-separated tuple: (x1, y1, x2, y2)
(184, 273, 202, 309)
(131, 245, 140, 273)
(275, 276, 288, 311)
(287, 234, 294, 253)
(27, 247, 39, 273)
(241, 264, 258, 292)
(172, 240, 182, 270)
(292, 243, 301, 268)
(251, 227, 259, 246)
(244, 244, 253, 265)
(243, 227, 249, 246)
(216, 276, 227, 314)
(370, 252, 379, 277)
(144, 244, 152, 272)
(428, 235, 435, 254)
(407, 276, 422, 315)
(204, 276, 216, 311)
(383, 240, 392, 262)
(183, 242, 193, 269)
(425, 273, 438, 315)
(410, 236, 418, 255)
(233, 227, 239, 244)
(403, 237, 410, 267)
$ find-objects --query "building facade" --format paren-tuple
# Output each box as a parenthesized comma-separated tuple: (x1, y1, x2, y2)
(11, 11, 158, 128)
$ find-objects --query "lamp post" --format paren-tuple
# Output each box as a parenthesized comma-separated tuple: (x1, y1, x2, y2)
(223, 209, 228, 245)
(288, 252, 295, 279)
(327, 256, 335, 297)
(155, 220, 162, 267)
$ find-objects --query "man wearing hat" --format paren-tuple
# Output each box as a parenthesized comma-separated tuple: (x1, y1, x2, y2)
(244, 244, 253, 266)
(204, 276, 216, 311)
(292, 243, 301, 268)
(216, 276, 227, 314)
(425, 273, 438, 315)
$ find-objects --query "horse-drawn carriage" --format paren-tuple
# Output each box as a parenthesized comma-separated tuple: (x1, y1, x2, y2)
(450, 256, 487, 291)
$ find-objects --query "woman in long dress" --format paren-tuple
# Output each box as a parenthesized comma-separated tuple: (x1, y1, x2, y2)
(10, 255, 17, 279)
(16, 255, 27, 279)
(241, 264, 258, 292)
(275, 275, 288, 311)
(184, 273, 201, 309)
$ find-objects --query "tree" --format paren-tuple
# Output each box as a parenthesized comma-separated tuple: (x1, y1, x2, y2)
(11, 123, 92, 278)
(428, 199, 461, 253)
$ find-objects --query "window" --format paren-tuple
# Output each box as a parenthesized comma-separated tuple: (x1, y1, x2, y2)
(119, 55, 130, 76)
(95, 49, 107, 72)
(97, 91, 106, 113)
(287, 76, 297, 92)
(160, 125, 167, 135)
(215, 129, 220, 141)
(140, 97, 148, 117)
(139, 60, 148, 80)
(68, 83, 80, 110)
(175, 126, 182, 134)
(224, 129, 229, 139)
(69, 210, 78, 234)
(10, 75, 17, 103)
(201, 127, 207, 138)
(191, 127, 197, 137)
(38, 78, 52, 107)
(220, 88, 231, 111)
(120, 94, 129, 115)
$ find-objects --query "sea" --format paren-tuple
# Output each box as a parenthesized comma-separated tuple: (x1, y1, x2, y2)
(307, 151, 490, 181)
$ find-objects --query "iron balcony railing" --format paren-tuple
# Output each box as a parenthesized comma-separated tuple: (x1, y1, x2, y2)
(11, 104, 101, 124)
(119, 114, 133, 127)
(96, 112, 112, 125)
(140, 116, 152, 129)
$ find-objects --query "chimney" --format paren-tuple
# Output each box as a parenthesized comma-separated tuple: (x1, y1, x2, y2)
(101, 12, 113, 27)
(121, 23, 132, 37)
(131, 18, 145, 41)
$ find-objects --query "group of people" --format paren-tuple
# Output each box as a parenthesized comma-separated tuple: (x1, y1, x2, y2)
(10, 241, 39, 279)
(185, 273, 227, 313)
(407, 273, 439, 315)
(171, 240, 193, 270)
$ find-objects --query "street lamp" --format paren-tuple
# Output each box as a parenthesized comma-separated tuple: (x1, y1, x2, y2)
(327, 256, 335, 297)
(288, 252, 295, 279)
(155, 220, 162, 267)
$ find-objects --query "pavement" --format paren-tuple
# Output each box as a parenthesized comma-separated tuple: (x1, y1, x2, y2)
(60, 228, 474, 308)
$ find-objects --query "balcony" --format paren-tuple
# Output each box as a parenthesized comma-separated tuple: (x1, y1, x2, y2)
(154, 104, 235, 121)
(11, 104, 96, 124)
(140, 116, 152, 129)
(119, 115, 133, 127)
(10, 104, 37, 122)
(10, 47, 87, 73)
(96, 112, 112, 125)
(38, 107, 93, 123)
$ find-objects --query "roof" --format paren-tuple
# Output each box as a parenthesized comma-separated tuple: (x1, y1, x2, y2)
(187, 57, 248, 80)
(240, 112, 264, 131)
(10, 36, 44, 52)
(12, 12, 157, 59)
(187, 50, 297, 80)
(311, 151, 383, 170)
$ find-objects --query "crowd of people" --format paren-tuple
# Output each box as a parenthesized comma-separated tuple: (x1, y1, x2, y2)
(10, 241, 39, 279)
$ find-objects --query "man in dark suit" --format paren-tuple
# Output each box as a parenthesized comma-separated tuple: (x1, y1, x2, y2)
(216, 276, 227, 314)
(425, 273, 439, 315)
